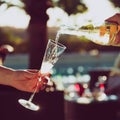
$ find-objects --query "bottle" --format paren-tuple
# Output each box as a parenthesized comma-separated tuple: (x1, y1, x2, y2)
(60, 23, 120, 46)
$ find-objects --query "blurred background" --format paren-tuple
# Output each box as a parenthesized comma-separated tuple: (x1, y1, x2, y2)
(0, 0, 119, 68)
(1, 0, 120, 89)
(0, 0, 120, 120)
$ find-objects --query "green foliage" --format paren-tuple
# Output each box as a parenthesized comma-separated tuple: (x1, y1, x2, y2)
(0, 0, 22, 10)
(0, 27, 28, 53)
(55, 0, 87, 15)
(0, 28, 12, 45)
(80, 24, 94, 30)
(0, 0, 120, 54)
(109, 0, 120, 7)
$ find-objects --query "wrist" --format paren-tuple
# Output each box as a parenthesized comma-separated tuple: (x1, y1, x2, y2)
(0, 65, 15, 86)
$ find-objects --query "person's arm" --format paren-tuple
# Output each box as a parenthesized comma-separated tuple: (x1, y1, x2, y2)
(0, 65, 48, 92)
(0, 65, 16, 85)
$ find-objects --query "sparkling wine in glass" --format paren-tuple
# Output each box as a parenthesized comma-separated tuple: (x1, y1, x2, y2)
(18, 39, 66, 111)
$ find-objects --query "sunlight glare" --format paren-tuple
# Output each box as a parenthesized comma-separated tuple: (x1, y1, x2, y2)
(0, 7, 30, 28)
(77, 0, 120, 27)
(47, 7, 68, 27)
(3, 0, 24, 6)
(47, 0, 120, 28)
(0, 0, 120, 28)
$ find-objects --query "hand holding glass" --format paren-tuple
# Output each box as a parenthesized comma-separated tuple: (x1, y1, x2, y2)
(18, 39, 66, 111)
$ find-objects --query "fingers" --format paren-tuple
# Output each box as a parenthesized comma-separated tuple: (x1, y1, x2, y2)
(38, 76, 50, 91)
(27, 77, 50, 92)
(42, 77, 49, 84)
(44, 73, 51, 77)
(38, 71, 51, 77)
(40, 84, 47, 90)
(23, 71, 51, 92)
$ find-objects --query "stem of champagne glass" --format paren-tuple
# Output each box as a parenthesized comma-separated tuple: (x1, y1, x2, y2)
(28, 77, 41, 102)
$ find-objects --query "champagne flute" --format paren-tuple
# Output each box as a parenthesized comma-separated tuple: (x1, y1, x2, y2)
(18, 39, 66, 111)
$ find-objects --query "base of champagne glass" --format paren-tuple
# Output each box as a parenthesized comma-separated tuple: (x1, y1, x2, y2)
(18, 99, 40, 111)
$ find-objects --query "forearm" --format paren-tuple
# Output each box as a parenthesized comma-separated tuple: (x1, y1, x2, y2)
(0, 65, 15, 86)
